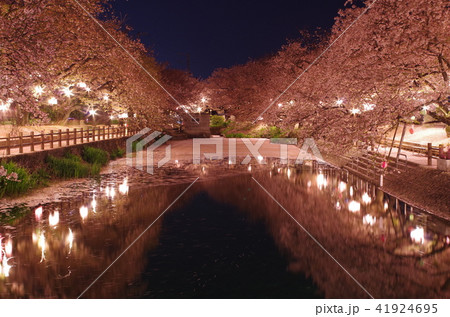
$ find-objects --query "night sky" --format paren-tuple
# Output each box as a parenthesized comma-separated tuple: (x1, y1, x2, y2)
(111, 0, 347, 78)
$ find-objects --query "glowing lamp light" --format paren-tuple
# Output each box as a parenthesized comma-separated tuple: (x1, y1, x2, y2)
(103, 94, 109, 101)
(362, 103, 375, 111)
(248, 165, 252, 172)
(118, 113, 128, 119)
(89, 109, 97, 116)
(350, 108, 361, 115)
(85, 87, 91, 92)
(361, 192, 372, 204)
(422, 105, 429, 112)
(289, 100, 295, 105)
(34, 85, 44, 96)
(384, 202, 388, 211)
(77, 82, 87, 89)
(410, 116, 416, 121)
(278, 103, 283, 108)
(49, 211, 59, 227)
(336, 201, 341, 210)
(80, 206, 88, 220)
(336, 99, 344, 106)
(410, 226, 424, 244)
(257, 155, 263, 162)
(348, 200, 361, 213)
(197, 106, 202, 113)
(363, 214, 376, 226)
(201, 97, 207, 103)
(110, 115, 115, 120)
(62, 87, 74, 97)
(48, 97, 58, 105)
(0, 98, 13, 111)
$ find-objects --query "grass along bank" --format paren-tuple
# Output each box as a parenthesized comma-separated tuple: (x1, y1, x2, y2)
(0, 145, 125, 199)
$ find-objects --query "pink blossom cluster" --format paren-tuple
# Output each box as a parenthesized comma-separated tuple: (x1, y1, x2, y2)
(0, 166, 20, 182)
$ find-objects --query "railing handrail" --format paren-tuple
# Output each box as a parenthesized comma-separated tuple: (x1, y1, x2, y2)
(0, 125, 134, 156)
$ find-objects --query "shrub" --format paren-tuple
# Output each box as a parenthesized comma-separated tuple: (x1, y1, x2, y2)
(446, 125, 450, 137)
(82, 146, 109, 166)
(0, 161, 35, 198)
(47, 155, 93, 178)
(110, 147, 126, 160)
(225, 132, 250, 138)
(210, 115, 228, 128)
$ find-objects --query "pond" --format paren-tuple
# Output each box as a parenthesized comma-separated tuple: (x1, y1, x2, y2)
(0, 161, 449, 298)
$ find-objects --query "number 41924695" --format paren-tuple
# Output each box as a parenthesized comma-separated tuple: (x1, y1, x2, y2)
(376, 304, 437, 314)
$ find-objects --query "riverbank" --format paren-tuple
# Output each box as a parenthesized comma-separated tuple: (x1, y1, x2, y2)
(2, 137, 449, 222)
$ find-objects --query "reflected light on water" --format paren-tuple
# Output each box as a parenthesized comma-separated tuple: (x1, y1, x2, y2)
(316, 173, 327, 189)
(1, 254, 12, 277)
(363, 214, 376, 226)
(411, 227, 425, 244)
(287, 168, 291, 179)
(5, 239, 12, 257)
(338, 181, 347, 193)
(80, 206, 88, 220)
(105, 186, 116, 199)
(38, 233, 46, 262)
(362, 192, 372, 204)
(49, 211, 59, 227)
(67, 229, 74, 252)
(384, 202, 388, 211)
(35, 206, 43, 221)
(348, 200, 361, 213)
(349, 186, 354, 197)
(119, 178, 129, 195)
(91, 196, 97, 212)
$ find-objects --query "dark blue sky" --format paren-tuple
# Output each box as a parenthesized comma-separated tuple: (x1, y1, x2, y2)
(111, 0, 347, 78)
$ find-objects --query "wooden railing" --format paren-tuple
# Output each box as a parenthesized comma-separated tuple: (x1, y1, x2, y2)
(0, 126, 134, 156)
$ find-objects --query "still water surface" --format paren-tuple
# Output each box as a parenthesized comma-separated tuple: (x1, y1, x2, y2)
(0, 162, 449, 298)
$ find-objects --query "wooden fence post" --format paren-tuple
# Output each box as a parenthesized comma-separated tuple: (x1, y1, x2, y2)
(41, 130, 45, 150)
(80, 128, 84, 143)
(74, 128, 77, 145)
(103, 126, 106, 140)
(58, 129, 62, 147)
(19, 132, 23, 153)
(108, 126, 110, 139)
(6, 133, 10, 155)
(66, 129, 70, 146)
(50, 130, 54, 149)
(92, 127, 95, 142)
(30, 131, 35, 152)
(427, 143, 432, 166)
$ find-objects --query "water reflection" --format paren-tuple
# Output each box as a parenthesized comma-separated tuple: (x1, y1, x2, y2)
(0, 166, 448, 298)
